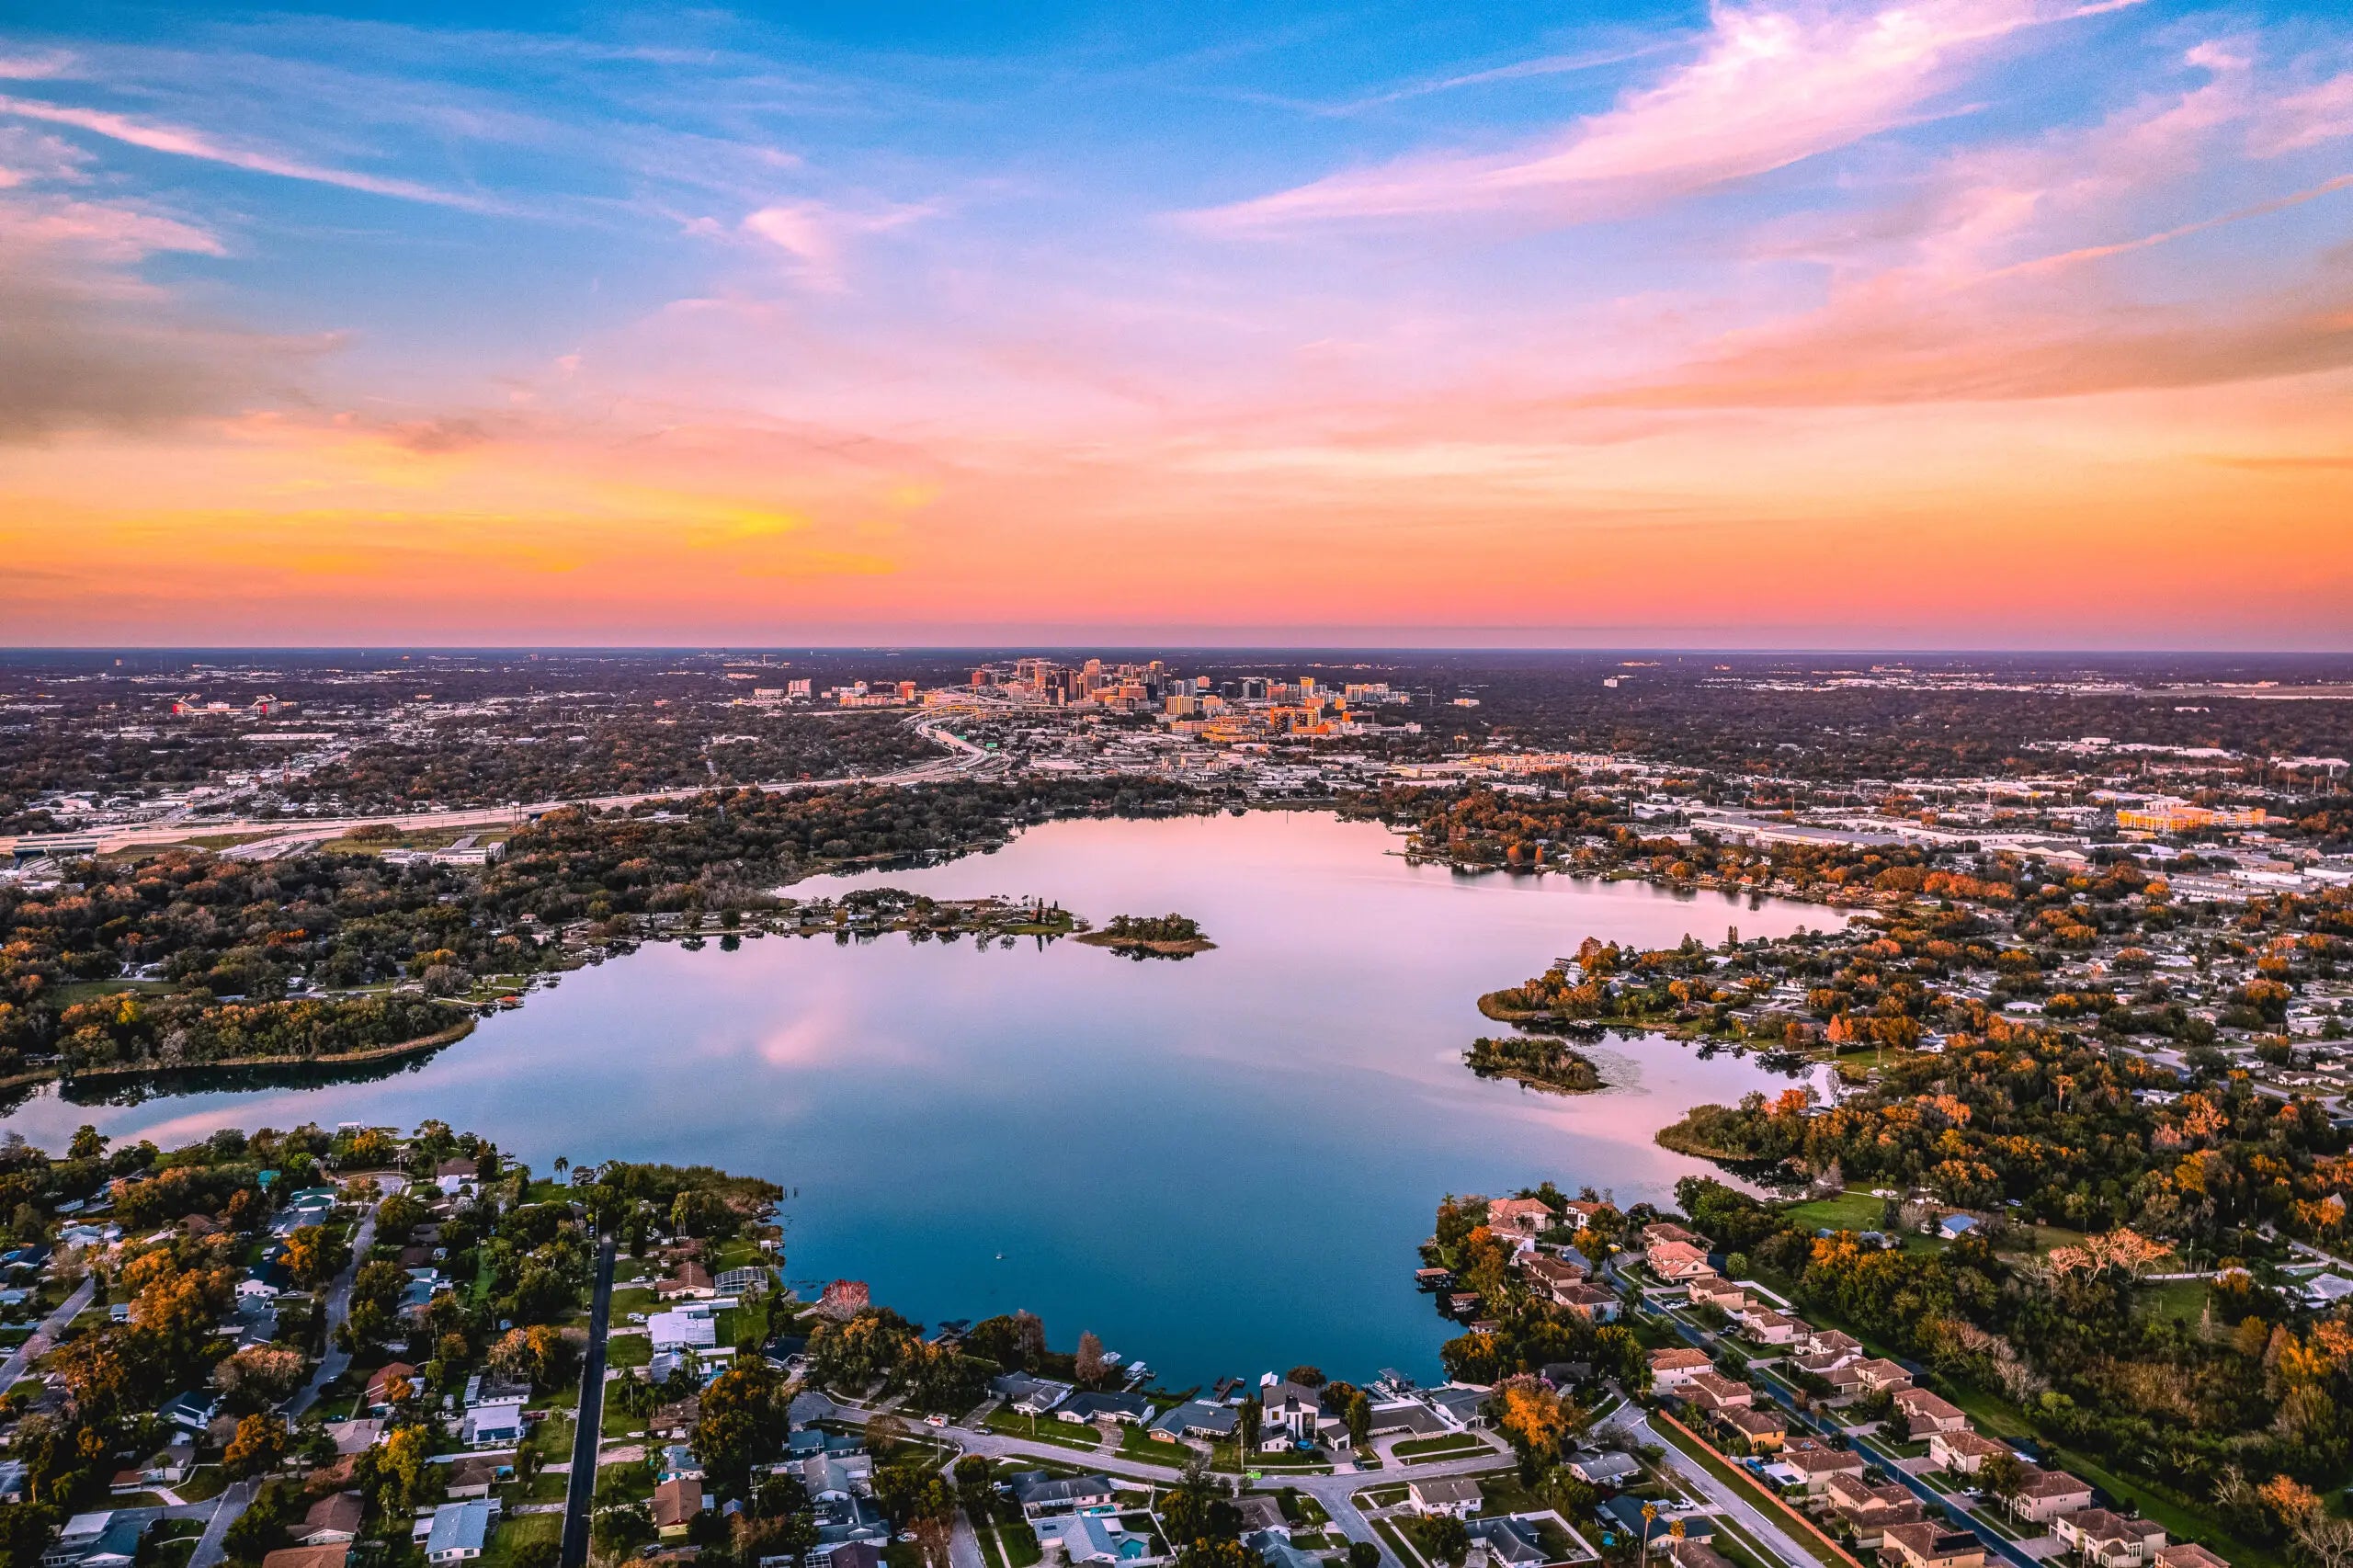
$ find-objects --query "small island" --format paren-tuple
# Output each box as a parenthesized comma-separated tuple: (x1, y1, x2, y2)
(1465, 1033, 1603, 1093)
(1075, 911, 1216, 958)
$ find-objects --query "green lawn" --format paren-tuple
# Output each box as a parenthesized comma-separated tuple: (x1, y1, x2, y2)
(1003, 1524, 1041, 1568)
(478, 1511, 563, 1568)
(1392, 1434, 1489, 1460)
(1782, 1193, 1885, 1233)
(2133, 1277, 2209, 1324)
(606, 1333, 650, 1369)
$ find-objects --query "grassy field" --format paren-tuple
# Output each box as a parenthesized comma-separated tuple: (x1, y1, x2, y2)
(2133, 1276, 2209, 1324)
(1392, 1433, 1491, 1460)
(1782, 1193, 1885, 1233)
(983, 1408, 1102, 1450)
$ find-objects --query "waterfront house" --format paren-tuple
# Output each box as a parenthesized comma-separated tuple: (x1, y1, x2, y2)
(1554, 1281, 1622, 1322)
(1148, 1400, 1238, 1443)
(1060, 1392, 1153, 1426)
(1486, 1197, 1556, 1237)
(1523, 1254, 1587, 1300)
(994, 1373, 1074, 1415)
(1407, 1477, 1482, 1518)
(2053, 1511, 2166, 1568)
(1424, 1385, 1492, 1429)
(2006, 1468, 2097, 1524)
(1257, 1376, 1328, 1449)
(649, 1305, 720, 1351)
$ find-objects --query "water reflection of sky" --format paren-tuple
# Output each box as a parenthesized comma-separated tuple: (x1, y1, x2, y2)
(3, 812, 1839, 1386)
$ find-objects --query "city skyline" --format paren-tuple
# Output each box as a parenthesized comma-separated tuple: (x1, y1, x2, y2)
(5, 0, 2353, 648)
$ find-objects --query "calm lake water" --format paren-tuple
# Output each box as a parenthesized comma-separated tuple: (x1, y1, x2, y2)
(1, 811, 1838, 1388)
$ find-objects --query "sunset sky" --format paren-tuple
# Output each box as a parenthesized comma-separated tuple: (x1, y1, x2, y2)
(4, 0, 2351, 648)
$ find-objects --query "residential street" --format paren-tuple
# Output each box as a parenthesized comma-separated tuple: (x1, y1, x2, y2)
(0, 1276, 93, 1389)
(188, 1480, 259, 1568)
(560, 1233, 619, 1568)
(284, 1181, 393, 1419)
(1597, 1405, 1824, 1568)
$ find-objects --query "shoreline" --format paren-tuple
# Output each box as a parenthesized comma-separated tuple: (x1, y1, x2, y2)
(1074, 932, 1217, 956)
(0, 1019, 477, 1095)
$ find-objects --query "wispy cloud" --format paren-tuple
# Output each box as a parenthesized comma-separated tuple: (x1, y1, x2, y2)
(1190, 0, 2143, 231)
(0, 92, 494, 209)
(741, 199, 938, 291)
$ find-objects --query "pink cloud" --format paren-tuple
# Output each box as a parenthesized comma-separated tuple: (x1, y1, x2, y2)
(1190, 0, 2143, 232)
(740, 199, 936, 291)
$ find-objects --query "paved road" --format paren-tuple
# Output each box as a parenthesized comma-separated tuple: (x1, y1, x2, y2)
(188, 1480, 258, 1568)
(560, 1234, 619, 1568)
(285, 1187, 390, 1419)
(1599, 1404, 1823, 1568)
(951, 1509, 988, 1568)
(10, 736, 995, 861)
(0, 1277, 93, 1388)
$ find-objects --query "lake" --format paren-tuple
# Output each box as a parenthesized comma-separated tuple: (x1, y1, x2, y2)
(0, 810, 1839, 1388)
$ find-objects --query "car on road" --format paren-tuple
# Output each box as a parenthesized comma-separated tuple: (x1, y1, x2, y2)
(926, 1414, 949, 1428)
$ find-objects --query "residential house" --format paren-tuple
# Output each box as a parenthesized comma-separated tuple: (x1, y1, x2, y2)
(1892, 1389, 1967, 1436)
(1686, 1278, 1748, 1312)
(1737, 1308, 1801, 1346)
(1777, 1440, 1867, 1495)
(1597, 1495, 1713, 1554)
(47, 1514, 145, 1568)
(1424, 1385, 1492, 1430)
(1257, 1376, 1328, 1449)
(992, 1373, 1073, 1416)
(462, 1399, 526, 1449)
(1466, 1517, 1550, 1567)
(1801, 1329, 1863, 1359)
(1717, 1407, 1789, 1453)
(1824, 1475, 1926, 1548)
(1877, 1525, 1985, 1568)
(296, 1494, 364, 1546)
(1665, 1542, 1736, 1568)
(1149, 1401, 1239, 1443)
(1852, 1359, 1915, 1394)
(798, 1456, 872, 1504)
(1486, 1197, 1556, 1237)
(367, 1363, 419, 1411)
(1010, 1472, 1118, 1519)
(262, 1550, 350, 1568)
(1233, 1496, 1289, 1540)
(649, 1305, 720, 1351)
(657, 1264, 716, 1301)
(1407, 1478, 1482, 1519)
(1523, 1254, 1588, 1301)
(1650, 1348, 1713, 1394)
(324, 1420, 383, 1457)
(158, 1392, 220, 1436)
(420, 1501, 495, 1566)
(654, 1478, 705, 1539)
(1646, 1242, 1718, 1282)
(1791, 1354, 1866, 1399)
(1565, 1450, 1643, 1487)
(1927, 1431, 2006, 1475)
(2053, 1512, 2166, 1568)
(1059, 1392, 1153, 1427)
(1555, 1281, 1622, 1322)
(2154, 1546, 2230, 1568)
(442, 1457, 512, 1499)
(1644, 1223, 1711, 1252)
(2006, 1468, 2097, 1524)
(1037, 1515, 1147, 1565)
(1678, 1372, 1754, 1415)
(435, 1159, 479, 1196)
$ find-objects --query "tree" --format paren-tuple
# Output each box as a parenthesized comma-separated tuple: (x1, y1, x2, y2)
(1348, 1543, 1381, 1568)
(1494, 1376, 1568, 1473)
(222, 1478, 301, 1564)
(283, 1225, 350, 1290)
(1075, 1331, 1106, 1385)
(1236, 1396, 1262, 1455)
(1979, 1450, 2026, 1500)
(695, 1362, 790, 1488)
(1285, 1366, 1325, 1388)
(214, 1346, 308, 1411)
(68, 1126, 105, 1161)
(865, 1410, 910, 1461)
(1408, 1517, 1470, 1566)
(1174, 1543, 1257, 1568)
(225, 1414, 289, 1477)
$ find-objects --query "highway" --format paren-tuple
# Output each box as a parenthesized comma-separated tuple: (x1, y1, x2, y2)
(560, 1233, 619, 1568)
(5, 714, 1000, 863)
